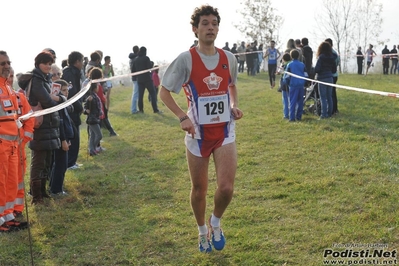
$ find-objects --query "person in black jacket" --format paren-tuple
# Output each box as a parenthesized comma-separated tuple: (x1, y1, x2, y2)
(356, 46, 364, 75)
(132, 46, 161, 113)
(301, 38, 313, 76)
(62, 51, 84, 169)
(18, 51, 66, 204)
(382, 45, 390, 75)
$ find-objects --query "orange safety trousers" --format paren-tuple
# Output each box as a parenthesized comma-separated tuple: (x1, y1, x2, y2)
(13, 142, 27, 213)
(0, 139, 19, 222)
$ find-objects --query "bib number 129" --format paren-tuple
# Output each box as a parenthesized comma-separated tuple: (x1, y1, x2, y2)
(204, 101, 224, 115)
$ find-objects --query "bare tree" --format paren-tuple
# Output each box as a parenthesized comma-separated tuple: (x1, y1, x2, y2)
(313, 0, 383, 73)
(353, 0, 383, 54)
(235, 0, 283, 45)
(313, 0, 357, 73)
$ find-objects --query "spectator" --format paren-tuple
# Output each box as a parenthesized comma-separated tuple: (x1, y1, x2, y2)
(301, 38, 313, 76)
(101, 55, 118, 137)
(285, 39, 296, 54)
(18, 51, 66, 204)
(245, 43, 253, 76)
(51, 64, 62, 82)
(314, 41, 337, 119)
(325, 38, 340, 115)
(237, 41, 246, 73)
(390, 45, 398, 74)
(222, 42, 230, 51)
(278, 53, 291, 119)
(149, 65, 160, 103)
(129, 45, 140, 114)
(283, 49, 307, 122)
(61, 59, 68, 69)
(295, 39, 305, 63)
(251, 41, 258, 76)
(382, 45, 390, 75)
(82, 56, 89, 76)
(86, 51, 101, 74)
(230, 43, 239, 62)
(257, 43, 263, 74)
(83, 67, 104, 156)
(356, 46, 364, 75)
(102, 55, 115, 110)
(62, 51, 84, 170)
(50, 79, 75, 196)
(190, 40, 198, 48)
(132, 46, 162, 114)
(43, 48, 56, 61)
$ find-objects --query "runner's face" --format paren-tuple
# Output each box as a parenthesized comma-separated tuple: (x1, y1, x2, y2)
(193, 14, 219, 44)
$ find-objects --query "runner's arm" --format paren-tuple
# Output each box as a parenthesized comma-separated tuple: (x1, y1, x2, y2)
(159, 86, 195, 137)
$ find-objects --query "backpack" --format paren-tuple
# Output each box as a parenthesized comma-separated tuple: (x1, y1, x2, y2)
(17, 71, 33, 91)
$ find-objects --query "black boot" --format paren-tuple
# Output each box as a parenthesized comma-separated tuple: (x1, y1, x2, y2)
(31, 180, 43, 205)
(41, 178, 51, 198)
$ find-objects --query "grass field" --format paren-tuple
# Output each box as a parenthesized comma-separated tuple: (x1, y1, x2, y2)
(1, 72, 399, 266)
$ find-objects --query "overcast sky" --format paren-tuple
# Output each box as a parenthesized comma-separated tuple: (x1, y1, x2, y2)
(5, 0, 397, 74)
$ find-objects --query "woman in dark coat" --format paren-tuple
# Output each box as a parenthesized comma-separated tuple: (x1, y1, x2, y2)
(18, 52, 66, 204)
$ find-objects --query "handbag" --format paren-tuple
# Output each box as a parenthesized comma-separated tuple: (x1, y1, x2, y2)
(25, 79, 43, 128)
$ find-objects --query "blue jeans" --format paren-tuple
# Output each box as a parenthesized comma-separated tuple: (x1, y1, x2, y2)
(289, 86, 304, 121)
(318, 77, 333, 118)
(131, 80, 139, 113)
(282, 90, 289, 118)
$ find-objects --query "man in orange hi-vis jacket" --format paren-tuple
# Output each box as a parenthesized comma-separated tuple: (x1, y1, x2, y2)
(8, 67, 34, 219)
(0, 51, 28, 233)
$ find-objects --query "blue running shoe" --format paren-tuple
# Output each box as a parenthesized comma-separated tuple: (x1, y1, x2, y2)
(198, 234, 212, 253)
(209, 218, 226, 251)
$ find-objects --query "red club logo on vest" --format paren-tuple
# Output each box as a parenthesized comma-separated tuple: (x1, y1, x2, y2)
(203, 72, 223, 91)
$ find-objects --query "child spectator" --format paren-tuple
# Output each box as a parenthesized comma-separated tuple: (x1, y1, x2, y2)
(84, 68, 104, 156)
(149, 65, 160, 103)
(283, 49, 307, 122)
(50, 79, 75, 196)
(278, 53, 292, 119)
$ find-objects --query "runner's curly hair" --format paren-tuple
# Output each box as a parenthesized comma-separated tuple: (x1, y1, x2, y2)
(190, 5, 220, 37)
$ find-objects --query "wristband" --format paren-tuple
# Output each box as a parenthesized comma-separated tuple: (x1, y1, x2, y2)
(179, 115, 189, 123)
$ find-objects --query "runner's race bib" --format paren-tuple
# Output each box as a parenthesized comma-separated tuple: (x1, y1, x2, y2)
(198, 94, 230, 125)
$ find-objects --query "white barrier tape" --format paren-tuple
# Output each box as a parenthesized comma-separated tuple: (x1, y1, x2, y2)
(19, 80, 93, 121)
(285, 71, 399, 98)
(354, 53, 398, 57)
(99, 49, 262, 83)
(98, 65, 163, 83)
(18, 64, 167, 122)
